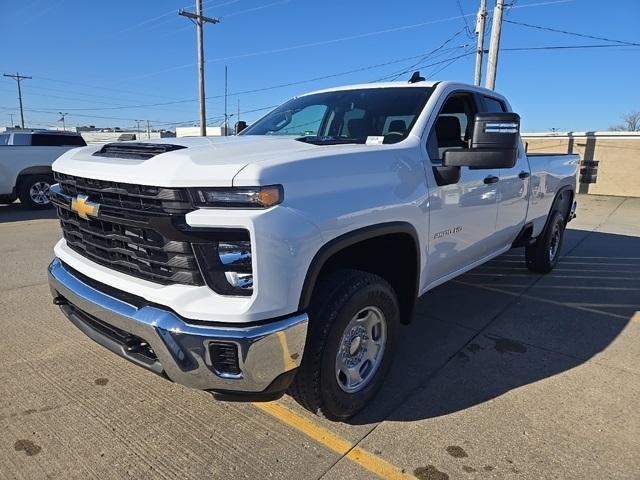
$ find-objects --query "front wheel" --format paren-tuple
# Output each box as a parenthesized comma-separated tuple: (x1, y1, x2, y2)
(525, 211, 565, 273)
(17, 174, 54, 210)
(289, 269, 399, 421)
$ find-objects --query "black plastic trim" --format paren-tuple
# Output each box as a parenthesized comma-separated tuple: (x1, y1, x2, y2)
(92, 142, 187, 160)
(298, 222, 421, 314)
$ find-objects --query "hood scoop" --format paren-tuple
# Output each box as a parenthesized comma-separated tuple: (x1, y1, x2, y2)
(92, 142, 187, 160)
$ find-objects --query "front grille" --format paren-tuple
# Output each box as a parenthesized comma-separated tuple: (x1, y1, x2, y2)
(53, 173, 204, 286)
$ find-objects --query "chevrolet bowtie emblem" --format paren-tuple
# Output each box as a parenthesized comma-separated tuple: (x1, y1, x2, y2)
(71, 194, 100, 220)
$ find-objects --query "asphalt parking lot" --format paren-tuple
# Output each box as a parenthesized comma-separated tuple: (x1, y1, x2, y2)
(1, 194, 639, 480)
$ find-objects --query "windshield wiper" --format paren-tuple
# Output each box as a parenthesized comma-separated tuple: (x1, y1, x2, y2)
(295, 135, 363, 146)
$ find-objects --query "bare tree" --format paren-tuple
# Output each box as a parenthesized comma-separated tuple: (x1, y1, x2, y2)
(610, 111, 640, 132)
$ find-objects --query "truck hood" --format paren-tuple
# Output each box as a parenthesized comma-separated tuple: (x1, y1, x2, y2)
(52, 135, 346, 187)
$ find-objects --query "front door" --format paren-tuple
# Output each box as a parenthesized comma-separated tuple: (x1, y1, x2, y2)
(480, 95, 530, 247)
(425, 91, 500, 283)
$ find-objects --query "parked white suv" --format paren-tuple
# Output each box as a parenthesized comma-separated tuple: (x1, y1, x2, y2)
(0, 130, 86, 208)
(47, 80, 578, 419)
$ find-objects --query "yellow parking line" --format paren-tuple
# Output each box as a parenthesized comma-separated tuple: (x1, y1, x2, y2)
(254, 401, 415, 480)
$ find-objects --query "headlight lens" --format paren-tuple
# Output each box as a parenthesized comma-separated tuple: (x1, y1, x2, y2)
(190, 185, 283, 208)
(193, 238, 254, 296)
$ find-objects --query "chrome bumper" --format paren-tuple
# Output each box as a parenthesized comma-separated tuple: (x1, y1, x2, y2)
(48, 258, 308, 394)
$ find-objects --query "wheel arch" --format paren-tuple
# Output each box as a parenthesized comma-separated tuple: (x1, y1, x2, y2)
(17, 166, 54, 179)
(298, 222, 421, 324)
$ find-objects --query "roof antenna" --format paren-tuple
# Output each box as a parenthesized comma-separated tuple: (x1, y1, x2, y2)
(408, 71, 425, 84)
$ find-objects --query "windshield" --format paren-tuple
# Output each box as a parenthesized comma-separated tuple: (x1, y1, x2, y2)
(241, 87, 433, 145)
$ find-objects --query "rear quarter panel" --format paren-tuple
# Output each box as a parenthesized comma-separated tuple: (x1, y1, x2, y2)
(526, 153, 579, 236)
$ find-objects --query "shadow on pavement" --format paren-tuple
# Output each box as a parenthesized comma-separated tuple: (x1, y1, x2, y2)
(347, 229, 640, 425)
(0, 202, 57, 224)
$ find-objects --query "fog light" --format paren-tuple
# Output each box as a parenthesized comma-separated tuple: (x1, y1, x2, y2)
(209, 342, 241, 376)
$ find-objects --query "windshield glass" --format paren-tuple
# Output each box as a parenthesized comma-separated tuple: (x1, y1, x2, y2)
(241, 87, 433, 145)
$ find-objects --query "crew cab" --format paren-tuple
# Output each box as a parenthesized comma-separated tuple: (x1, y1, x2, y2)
(0, 129, 86, 209)
(47, 79, 578, 420)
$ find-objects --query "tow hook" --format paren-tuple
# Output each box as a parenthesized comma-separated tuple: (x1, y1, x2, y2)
(52, 296, 68, 306)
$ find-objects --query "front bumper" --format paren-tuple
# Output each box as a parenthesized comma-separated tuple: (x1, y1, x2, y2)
(48, 258, 308, 395)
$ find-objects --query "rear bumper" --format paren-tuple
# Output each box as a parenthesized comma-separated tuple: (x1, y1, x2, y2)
(48, 258, 308, 395)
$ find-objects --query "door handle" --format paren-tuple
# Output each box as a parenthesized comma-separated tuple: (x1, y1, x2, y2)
(518, 171, 530, 180)
(484, 175, 499, 184)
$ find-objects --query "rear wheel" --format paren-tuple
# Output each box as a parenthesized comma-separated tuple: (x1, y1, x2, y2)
(289, 269, 399, 420)
(525, 211, 565, 273)
(17, 174, 54, 210)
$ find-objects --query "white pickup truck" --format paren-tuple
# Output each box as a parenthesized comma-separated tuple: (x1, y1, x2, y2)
(0, 130, 86, 208)
(48, 79, 578, 420)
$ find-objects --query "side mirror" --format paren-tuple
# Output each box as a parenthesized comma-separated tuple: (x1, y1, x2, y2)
(235, 121, 247, 134)
(442, 112, 520, 169)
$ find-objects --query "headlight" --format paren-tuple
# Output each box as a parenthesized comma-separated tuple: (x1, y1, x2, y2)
(193, 237, 254, 296)
(189, 185, 283, 208)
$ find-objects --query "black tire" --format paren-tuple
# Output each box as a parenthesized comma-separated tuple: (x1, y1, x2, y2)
(17, 174, 54, 210)
(288, 269, 399, 421)
(525, 211, 565, 273)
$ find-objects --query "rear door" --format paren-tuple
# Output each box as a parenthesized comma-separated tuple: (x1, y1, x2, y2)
(424, 90, 501, 283)
(481, 95, 530, 247)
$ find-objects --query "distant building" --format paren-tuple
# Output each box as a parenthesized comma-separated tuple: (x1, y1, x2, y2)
(175, 126, 232, 137)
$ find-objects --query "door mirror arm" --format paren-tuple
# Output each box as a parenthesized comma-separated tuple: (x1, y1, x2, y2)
(432, 165, 461, 186)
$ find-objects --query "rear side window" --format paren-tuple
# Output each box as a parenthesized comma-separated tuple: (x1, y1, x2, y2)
(31, 134, 87, 146)
(12, 133, 31, 145)
(483, 96, 507, 113)
(0, 134, 9, 145)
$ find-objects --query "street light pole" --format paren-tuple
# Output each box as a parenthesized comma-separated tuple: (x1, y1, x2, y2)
(58, 112, 68, 131)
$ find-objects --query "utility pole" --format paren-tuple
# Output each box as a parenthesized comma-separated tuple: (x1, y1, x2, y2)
(3, 72, 31, 128)
(146, 120, 151, 139)
(474, 0, 488, 86)
(9, 113, 15, 127)
(485, 0, 505, 90)
(179, 0, 220, 137)
(58, 112, 68, 131)
(224, 66, 228, 136)
(135, 120, 141, 135)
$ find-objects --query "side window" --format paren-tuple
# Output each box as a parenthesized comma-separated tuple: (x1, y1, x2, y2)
(32, 134, 86, 146)
(427, 93, 476, 163)
(482, 96, 507, 113)
(12, 133, 31, 146)
(0, 134, 9, 146)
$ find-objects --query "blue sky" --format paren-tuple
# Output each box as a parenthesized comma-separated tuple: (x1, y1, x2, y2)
(1, 0, 638, 132)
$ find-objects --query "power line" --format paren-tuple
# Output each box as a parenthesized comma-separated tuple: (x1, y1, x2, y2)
(386, 27, 468, 81)
(222, 0, 291, 18)
(504, 19, 640, 47)
(502, 44, 640, 51)
(455, 0, 475, 39)
(41, 44, 472, 112)
(112, 0, 574, 85)
(117, 12, 482, 83)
